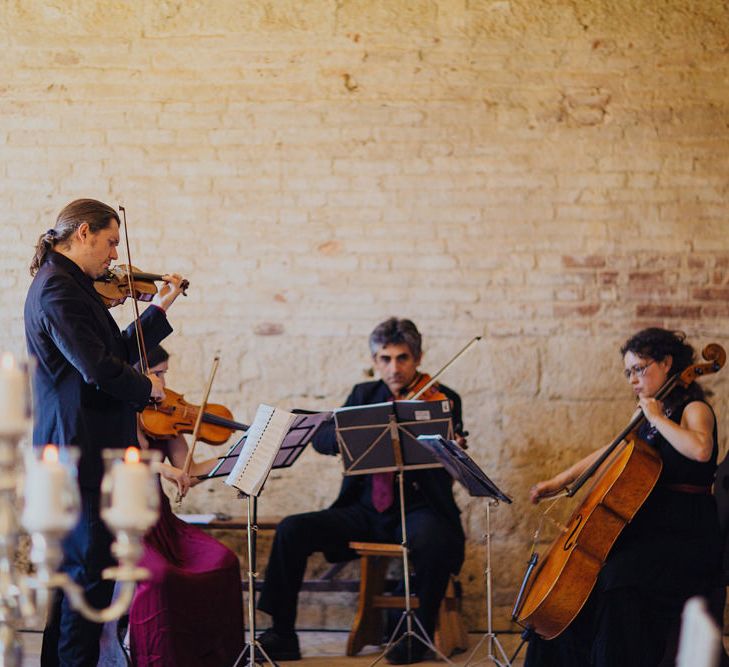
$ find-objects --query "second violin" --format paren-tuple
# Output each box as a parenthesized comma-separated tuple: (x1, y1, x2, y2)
(140, 387, 248, 445)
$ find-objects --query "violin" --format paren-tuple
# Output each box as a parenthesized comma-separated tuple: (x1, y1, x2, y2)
(402, 373, 448, 402)
(512, 343, 726, 640)
(140, 387, 248, 446)
(94, 264, 190, 308)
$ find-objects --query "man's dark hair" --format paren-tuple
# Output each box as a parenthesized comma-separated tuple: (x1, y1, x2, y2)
(30, 199, 120, 276)
(368, 317, 422, 359)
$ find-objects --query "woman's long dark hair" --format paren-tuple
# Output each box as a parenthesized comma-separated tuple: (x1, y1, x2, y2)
(30, 199, 120, 276)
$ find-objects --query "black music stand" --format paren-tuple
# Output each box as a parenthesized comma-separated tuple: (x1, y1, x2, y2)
(335, 400, 455, 666)
(417, 435, 512, 667)
(206, 410, 331, 667)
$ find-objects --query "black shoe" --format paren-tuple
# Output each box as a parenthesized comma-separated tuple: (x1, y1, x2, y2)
(256, 628, 301, 661)
(385, 638, 430, 665)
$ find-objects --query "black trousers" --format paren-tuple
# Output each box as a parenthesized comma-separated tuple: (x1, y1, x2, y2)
(41, 490, 115, 667)
(258, 503, 463, 639)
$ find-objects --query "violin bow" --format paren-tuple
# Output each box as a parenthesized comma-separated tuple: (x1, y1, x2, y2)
(118, 205, 150, 374)
(176, 355, 220, 503)
(407, 335, 482, 400)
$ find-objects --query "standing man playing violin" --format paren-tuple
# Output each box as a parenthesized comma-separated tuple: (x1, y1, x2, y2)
(24, 199, 187, 667)
(257, 317, 467, 665)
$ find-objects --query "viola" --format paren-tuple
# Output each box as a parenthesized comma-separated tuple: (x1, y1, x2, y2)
(94, 264, 189, 308)
(512, 343, 726, 640)
(140, 387, 248, 446)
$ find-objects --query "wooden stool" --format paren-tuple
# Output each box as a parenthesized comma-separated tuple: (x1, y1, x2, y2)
(346, 541, 468, 658)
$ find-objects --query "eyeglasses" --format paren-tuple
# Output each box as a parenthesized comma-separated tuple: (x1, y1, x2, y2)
(623, 360, 655, 380)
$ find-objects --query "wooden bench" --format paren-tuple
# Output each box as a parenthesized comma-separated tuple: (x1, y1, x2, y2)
(181, 514, 358, 592)
(185, 516, 469, 655)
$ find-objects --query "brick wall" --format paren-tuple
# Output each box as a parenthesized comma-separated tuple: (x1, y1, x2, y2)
(1, 0, 728, 632)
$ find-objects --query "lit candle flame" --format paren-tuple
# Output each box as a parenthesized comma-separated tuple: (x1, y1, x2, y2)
(42, 444, 59, 464)
(1, 353, 14, 371)
(125, 446, 140, 464)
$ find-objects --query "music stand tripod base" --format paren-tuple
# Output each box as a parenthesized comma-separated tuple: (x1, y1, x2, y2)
(465, 499, 511, 667)
(232, 493, 279, 667)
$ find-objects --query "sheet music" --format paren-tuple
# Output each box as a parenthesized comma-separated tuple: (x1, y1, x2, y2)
(224, 404, 296, 496)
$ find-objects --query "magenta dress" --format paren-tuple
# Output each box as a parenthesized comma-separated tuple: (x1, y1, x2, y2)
(129, 444, 244, 666)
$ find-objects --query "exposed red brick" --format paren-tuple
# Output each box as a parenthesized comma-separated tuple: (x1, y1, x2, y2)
(635, 305, 701, 318)
(692, 287, 729, 300)
(628, 271, 666, 285)
(253, 322, 285, 336)
(711, 270, 729, 285)
(702, 304, 729, 318)
(553, 303, 601, 318)
(636, 255, 681, 270)
(599, 271, 619, 285)
(561, 255, 606, 269)
(687, 256, 706, 269)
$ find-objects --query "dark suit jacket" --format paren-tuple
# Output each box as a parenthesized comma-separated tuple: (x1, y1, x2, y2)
(312, 379, 466, 560)
(24, 251, 173, 490)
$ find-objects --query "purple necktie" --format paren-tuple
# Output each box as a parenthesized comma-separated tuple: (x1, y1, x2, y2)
(371, 392, 401, 513)
(372, 470, 394, 513)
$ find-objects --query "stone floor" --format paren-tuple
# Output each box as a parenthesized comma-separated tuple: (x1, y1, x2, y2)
(19, 629, 729, 665)
(20, 629, 526, 666)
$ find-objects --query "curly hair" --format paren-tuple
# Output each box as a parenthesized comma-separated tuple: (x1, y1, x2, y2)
(620, 328, 695, 374)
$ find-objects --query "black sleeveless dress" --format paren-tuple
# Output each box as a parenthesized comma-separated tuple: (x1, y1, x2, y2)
(525, 386, 721, 667)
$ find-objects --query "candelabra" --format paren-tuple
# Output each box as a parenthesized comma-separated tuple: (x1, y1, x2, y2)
(0, 354, 160, 667)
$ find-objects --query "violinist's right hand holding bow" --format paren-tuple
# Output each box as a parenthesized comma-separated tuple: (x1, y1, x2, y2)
(148, 372, 166, 402)
(154, 462, 191, 497)
(529, 443, 612, 504)
(530, 475, 568, 504)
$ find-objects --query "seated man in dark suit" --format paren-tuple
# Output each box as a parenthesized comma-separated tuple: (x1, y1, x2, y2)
(257, 317, 466, 665)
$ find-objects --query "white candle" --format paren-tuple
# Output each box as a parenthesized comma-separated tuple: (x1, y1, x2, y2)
(103, 447, 157, 532)
(22, 445, 76, 533)
(0, 353, 29, 436)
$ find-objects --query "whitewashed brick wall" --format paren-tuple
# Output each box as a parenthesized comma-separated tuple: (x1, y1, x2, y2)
(1, 0, 728, 630)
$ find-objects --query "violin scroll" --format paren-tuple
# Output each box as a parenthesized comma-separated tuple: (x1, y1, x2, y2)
(678, 343, 726, 385)
(700, 343, 726, 373)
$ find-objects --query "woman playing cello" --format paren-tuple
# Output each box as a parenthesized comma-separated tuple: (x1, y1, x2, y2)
(526, 328, 722, 667)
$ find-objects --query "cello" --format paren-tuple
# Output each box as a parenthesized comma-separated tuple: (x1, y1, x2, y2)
(512, 343, 726, 640)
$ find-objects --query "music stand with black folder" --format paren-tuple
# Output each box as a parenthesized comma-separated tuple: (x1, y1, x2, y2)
(205, 410, 331, 667)
(417, 435, 513, 667)
(335, 400, 455, 666)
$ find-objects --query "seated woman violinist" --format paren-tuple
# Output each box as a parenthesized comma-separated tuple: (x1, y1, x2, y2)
(526, 328, 722, 667)
(127, 345, 244, 667)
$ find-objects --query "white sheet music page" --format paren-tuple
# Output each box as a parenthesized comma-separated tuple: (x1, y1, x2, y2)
(224, 404, 295, 496)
